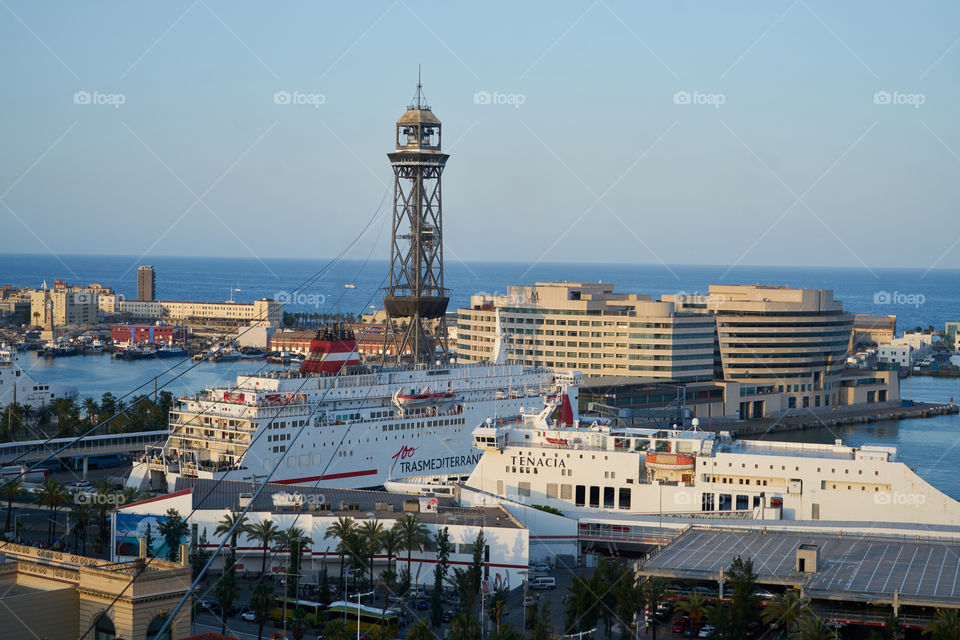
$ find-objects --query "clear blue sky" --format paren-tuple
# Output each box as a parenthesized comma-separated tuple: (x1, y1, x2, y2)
(1, 1, 959, 270)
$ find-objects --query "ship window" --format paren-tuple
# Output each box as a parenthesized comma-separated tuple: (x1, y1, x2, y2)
(618, 488, 631, 510)
(546, 483, 558, 498)
(575, 485, 585, 506)
(561, 484, 572, 500)
(589, 486, 600, 508)
(603, 487, 615, 508)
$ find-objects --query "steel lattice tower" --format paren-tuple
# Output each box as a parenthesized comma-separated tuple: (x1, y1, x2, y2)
(382, 79, 450, 364)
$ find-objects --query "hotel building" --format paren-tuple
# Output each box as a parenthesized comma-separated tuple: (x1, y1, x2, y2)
(457, 282, 716, 382)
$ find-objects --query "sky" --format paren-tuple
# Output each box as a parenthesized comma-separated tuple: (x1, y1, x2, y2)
(1, 1, 959, 272)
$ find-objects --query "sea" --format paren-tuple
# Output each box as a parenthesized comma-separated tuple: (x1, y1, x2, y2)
(2, 254, 960, 499)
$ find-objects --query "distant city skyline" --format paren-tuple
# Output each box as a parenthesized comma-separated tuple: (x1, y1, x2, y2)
(1, 1, 959, 271)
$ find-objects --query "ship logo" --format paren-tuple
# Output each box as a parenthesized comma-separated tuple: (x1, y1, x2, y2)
(391, 445, 418, 473)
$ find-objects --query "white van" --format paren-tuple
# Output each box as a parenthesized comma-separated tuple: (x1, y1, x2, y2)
(530, 577, 556, 590)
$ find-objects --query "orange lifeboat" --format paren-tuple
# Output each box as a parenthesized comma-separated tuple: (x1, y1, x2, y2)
(645, 453, 695, 470)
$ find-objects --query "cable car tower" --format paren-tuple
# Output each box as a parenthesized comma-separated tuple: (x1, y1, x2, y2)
(382, 76, 450, 364)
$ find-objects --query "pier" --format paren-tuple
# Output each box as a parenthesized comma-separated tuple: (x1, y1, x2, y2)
(724, 401, 958, 437)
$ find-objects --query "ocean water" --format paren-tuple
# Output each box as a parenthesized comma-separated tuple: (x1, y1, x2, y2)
(1, 254, 958, 331)
(3, 254, 960, 499)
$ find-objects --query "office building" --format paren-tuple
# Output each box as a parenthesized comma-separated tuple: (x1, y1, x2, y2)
(137, 265, 156, 301)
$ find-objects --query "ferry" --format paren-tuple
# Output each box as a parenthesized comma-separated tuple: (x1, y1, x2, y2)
(0, 344, 78, 408)
(126, 321, 558, 492)
(393, 373, 960, 526)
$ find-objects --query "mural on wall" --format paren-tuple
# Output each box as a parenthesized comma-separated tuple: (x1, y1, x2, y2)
(114, 512, 186, 560)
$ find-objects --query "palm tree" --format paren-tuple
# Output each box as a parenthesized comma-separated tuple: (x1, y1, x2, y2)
(278, 525, 313, 598)
(790, 614, 836, 640)
(70, 501, 93, 555)
(395, 513, 428, 591)
(359, 520, 384, 586)
(2, 476, 23, 534)
(249, 581, 274, 640)
(324, 516, 356, 597)
(676, 591, 709, 630)
(407, 619, 433, 640)
(380, 527, 402, 579)
(37, 478, 68, 546)
(82, 397, 99, 425)
(923, 608, 960, 640)
(215, 511, 249, 552)
(245, 518, 280, 577)
(641, 578, 667, 640)
(450, 613, 479, 640)
(763, 589, 810, 637)
(490, 597, 506, 635)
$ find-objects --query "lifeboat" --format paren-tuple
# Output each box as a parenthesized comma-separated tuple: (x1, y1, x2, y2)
(394, 390, 456, 406)
(545, 437, 568, 446)
(644, 453, 696, 470)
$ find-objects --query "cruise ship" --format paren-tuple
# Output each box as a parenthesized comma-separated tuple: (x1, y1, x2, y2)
(0, 344, 77, 408)
(393, 373, 960, 526)
(127, 324, 559, 492)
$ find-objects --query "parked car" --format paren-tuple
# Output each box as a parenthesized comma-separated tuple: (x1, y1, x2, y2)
(441, 611, 453, 623)
(752, 589, 776, 600)
(530, 577, 556, 590)
(692, 585, 717, 598)
(533, 563, 550, 573)
(698, 625, 716, 638)
(523, 595, 535, 606)
(672, 617, 689, 633)
(415, 599, 429, 610)
(239, 610, 255, 622)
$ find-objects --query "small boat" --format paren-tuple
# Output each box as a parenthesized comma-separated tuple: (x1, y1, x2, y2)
(239, 347, 266, 359)
(213, 347, 241, 362)
(157, 346, 188, 358)
(392, 388, 457, 406)
(545, 437, 568, 446)
(344, 283, 357, 289)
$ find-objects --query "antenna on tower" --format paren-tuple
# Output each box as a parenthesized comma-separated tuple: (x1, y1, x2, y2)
(409, 65, 429, 110)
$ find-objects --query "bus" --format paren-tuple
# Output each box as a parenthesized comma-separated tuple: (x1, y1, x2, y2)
(67, 453, 124, 470)
(271, 597, 326, 627)
(325, 600, 399, 634)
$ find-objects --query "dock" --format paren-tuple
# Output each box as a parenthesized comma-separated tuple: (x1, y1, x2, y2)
(724, 401, 958, 437)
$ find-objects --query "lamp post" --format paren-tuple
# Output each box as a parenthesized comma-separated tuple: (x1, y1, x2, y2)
(518, 570, 528, 637)
(356, 590, 374, 640)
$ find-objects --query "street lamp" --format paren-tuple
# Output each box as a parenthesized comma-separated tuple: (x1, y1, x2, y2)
(355, 590, 374, 640)
(518, 570, 528, 635)
(561, 628, 596, 639)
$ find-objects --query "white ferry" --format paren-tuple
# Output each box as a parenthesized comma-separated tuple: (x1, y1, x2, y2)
(126, 323, 559, 492)
(0, 344, 78, 408)
(404, 374, 960, 526)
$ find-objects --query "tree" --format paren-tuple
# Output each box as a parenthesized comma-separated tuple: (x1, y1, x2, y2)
(406, 619, 433, 640)
(468, 529, 486, 614)
(359, 519, 385, 586)
(396, 513, 429, 591)
(214, 511, 249, 551)
(448, 567, 475, 614)
(82, 397, 99, 425)
(451, 613, 479, 640)
(380, 527, 402, 579)
(923, 608, 960, 640)
(640, 577, 668, 640)
(2, 476, 23, 534)
(724, 555, 760, 637)
(535, 601, 552, 640)
(762, 590, 810, 637)
(490, 595, 506, 635)
(324, 516, 356, 598)
(491, 625, 523, 640)
(565, 570, 602, 635)
(213, 568, 239, 636)
(37, 478, 68, 546)
(190, 528, 212, 580)
(245, 518, 280, 577)
(430, 527, 452, 628)
(319, 566, 333, 606)
(290, 607, 307, 640)
(156, 508, 189, 562)
(69, 501, 93, 555)
(279, 525, 313, 599)
(677, 592, 709, 631)
(250, 581, 274, 640)
(790, 614, 836, 640)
